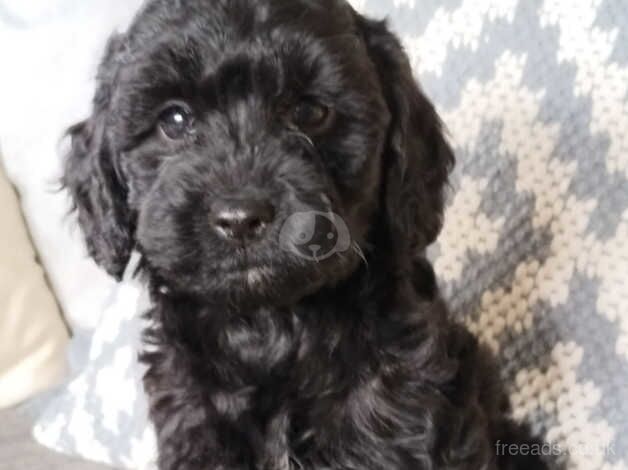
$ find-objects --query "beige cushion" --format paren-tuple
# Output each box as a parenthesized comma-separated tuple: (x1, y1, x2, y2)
(0, 159, 69, 408)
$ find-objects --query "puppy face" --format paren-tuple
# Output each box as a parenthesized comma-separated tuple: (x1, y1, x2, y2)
(64, 0, 454, 305)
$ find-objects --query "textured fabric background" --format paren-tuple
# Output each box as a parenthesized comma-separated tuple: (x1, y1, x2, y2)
(31, 1, 628, 470)
(0, 160, 69, 409)
(367, 1, 628, 469)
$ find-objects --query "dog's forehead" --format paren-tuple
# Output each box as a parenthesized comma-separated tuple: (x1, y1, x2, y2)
(117, 0, 364, 98)
(126, 0, 356, 48)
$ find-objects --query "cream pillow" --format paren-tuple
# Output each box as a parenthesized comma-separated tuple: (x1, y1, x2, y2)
(0, 160, 70, 408)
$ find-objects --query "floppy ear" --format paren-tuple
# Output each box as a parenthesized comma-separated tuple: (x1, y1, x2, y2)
(356, 16, 454, 259)
(62, 35, 133, 280)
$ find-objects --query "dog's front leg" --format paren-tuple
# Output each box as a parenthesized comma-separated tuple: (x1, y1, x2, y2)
(143, 351, 255, 469)
(151, 402, 250, 470)
(255, 411, 292, 470)
(148, 382, 292, 469)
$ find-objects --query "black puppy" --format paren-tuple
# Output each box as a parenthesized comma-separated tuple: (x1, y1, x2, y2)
(63, 0, 549, 468)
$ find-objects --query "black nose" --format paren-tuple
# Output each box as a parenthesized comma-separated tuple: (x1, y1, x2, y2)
(210, 198, 275, 241)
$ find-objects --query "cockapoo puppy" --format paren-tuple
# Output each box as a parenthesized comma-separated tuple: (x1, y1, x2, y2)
(63, 0, 550, 468)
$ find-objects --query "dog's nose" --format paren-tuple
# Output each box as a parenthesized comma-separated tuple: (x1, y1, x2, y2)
(210, 198, 275, 241)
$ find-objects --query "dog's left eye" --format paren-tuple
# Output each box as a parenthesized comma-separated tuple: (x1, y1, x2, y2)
(158, 104, 194, 140)
(289, 101, 332, 134)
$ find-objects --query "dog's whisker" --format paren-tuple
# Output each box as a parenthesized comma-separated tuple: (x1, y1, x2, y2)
(287, 130, 315, 149)
(289, 455, 304, 470)
(352, 241, 369, 269)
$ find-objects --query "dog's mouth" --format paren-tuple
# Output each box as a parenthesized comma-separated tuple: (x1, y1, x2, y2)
(219, 264, 276, 288)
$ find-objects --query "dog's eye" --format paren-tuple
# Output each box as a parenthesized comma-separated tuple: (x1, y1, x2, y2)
(290, 101, 332, 133)
(158, 105, 194, 140)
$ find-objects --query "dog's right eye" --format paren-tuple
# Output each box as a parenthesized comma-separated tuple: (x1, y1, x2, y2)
(158, 104, 194, 140)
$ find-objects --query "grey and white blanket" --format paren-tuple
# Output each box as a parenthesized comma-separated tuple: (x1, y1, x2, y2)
(404, 1, 628, 468)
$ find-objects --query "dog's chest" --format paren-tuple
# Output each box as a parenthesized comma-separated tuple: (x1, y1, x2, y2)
(215, 309, 378, 468)
(219, 308, 300, 373)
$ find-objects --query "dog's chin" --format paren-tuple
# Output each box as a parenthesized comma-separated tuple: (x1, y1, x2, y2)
(153, 250, 361, 308)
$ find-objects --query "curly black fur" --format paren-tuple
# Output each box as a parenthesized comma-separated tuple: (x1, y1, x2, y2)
(63, 0, 551, 468)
